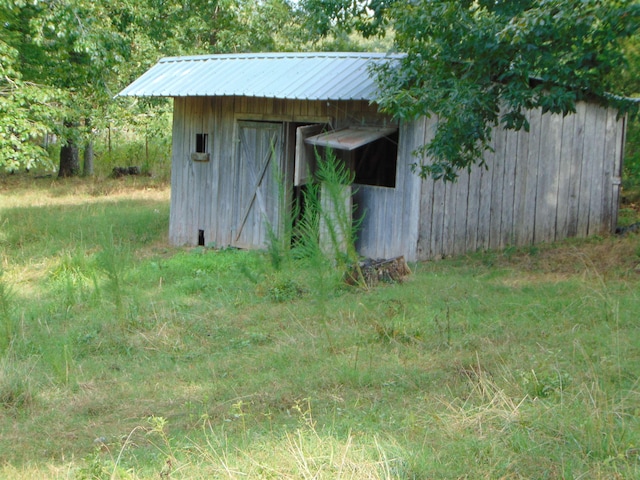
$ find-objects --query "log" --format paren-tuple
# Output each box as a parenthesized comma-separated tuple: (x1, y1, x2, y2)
(345, 256, 411, 287)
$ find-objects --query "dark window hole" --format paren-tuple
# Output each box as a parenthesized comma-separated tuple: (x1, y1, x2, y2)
(196, 133, 208, 153)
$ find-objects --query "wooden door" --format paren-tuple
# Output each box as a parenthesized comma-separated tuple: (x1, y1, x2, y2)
(233, 121, 284, 248)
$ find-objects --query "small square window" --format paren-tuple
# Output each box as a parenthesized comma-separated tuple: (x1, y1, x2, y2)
(196, 133, 208, 153)
(192, 133, 210, 161)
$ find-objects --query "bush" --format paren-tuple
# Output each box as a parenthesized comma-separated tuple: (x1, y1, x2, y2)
(623, 117, 640, 190)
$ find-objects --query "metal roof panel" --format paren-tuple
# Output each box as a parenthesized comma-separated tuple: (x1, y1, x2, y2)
(118, 52, 402, 101)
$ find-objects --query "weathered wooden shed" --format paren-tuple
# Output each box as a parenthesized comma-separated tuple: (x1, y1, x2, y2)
(119, 52, 627, 261)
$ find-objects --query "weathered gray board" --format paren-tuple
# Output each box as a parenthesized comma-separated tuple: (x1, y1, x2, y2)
(234, 121, 284, 248)
(415, 102, 625, 260)
(169, 96, 625, 262)
(169, 96, 396, 249)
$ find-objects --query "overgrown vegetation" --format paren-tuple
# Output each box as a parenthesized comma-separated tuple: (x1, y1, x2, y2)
(3, 0, 639, 182)
(304, 0, 640, 181)
(623, 117, 640, 208)
(265, 149, 364, 296)
(0, 175, 639, 479)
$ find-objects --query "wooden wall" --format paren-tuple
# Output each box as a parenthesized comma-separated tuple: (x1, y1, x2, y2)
(415, 102, 625, 260)
(169, 97, 624, 262)
(353, 117, 423, 261)
(169, 96, 396, 248)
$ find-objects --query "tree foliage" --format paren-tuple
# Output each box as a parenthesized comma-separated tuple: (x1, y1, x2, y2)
(612, 35, 640, 187)
(1, 0, 135, 173)
(3, 0, 640, 178)
(0, 38, 64, 171)
(302, 0, 640, 181)
(300, 0, 392, 39)
(0, 0, 303, 173)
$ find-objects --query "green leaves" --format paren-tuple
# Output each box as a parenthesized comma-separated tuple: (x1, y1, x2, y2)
(2, 0, 638, 176)
(373, 0, 640, 180)
(0, 40, 64, 171)
(1, 0, 305, 172)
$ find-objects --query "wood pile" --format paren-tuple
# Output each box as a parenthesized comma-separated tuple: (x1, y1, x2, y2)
(345, 256, 411, 287)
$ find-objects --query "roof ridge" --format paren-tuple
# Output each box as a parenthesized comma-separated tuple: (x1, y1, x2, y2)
(159, 52, 402, 63)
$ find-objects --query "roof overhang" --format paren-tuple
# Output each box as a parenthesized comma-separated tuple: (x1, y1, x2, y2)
(117, 52, 403, 101)
(304, 126, 398, 151)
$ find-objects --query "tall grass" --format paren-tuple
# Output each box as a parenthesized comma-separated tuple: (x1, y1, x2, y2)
(264, 148, 365, 304)
(95, 134, 172, 181)
(0, 175, 639, 479)
(0, 275, 17, 354)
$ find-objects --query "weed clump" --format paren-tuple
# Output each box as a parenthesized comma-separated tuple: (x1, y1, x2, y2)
(258, 275, 307, 303)
(265, 149, 365, 293)
(0, 276, 17, 354)
(0, 355, 34, 410)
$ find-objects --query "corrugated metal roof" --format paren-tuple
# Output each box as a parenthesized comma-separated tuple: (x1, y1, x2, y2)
(117, 52, 402, 101)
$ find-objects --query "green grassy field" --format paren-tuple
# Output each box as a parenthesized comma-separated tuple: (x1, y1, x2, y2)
(1, 174, 639, 479)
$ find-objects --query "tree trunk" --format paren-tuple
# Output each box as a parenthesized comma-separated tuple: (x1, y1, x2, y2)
(58, 138, 80, 177)
(82, 117, 94, 176)
(83, 138, 94, 176)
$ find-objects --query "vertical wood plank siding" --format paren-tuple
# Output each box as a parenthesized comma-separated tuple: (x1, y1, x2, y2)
(169, 96, 395, 250)
(415, 102, 625, 260)
(169, 97, 186, 244)
(170, 97, 624, 262)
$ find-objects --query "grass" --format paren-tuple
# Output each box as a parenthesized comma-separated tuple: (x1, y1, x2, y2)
(1, 172, 639, 479)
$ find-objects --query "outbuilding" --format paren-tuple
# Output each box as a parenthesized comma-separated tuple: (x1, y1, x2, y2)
(119, 52, 627, 261)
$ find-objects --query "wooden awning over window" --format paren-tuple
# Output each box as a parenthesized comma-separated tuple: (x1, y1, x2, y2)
(304, 126, 398, 151)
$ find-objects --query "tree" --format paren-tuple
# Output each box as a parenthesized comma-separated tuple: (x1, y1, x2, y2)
(0, 4, 68, 172)
(1, 0, 132, 175)
(1, 0, 305, 175)
(30, 0, 138, 177)
(300, 0, 640, 181)
(0, 38, 65, 172)
(610, 35, 640, 187)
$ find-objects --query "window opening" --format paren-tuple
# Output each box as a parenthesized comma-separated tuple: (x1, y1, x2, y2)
(305, 127, 398, 188)
(353, 131, 398, 188)
(196, 133, 208, 153)
(198, 229, 205, 246)
(313, 132, 398, 188)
